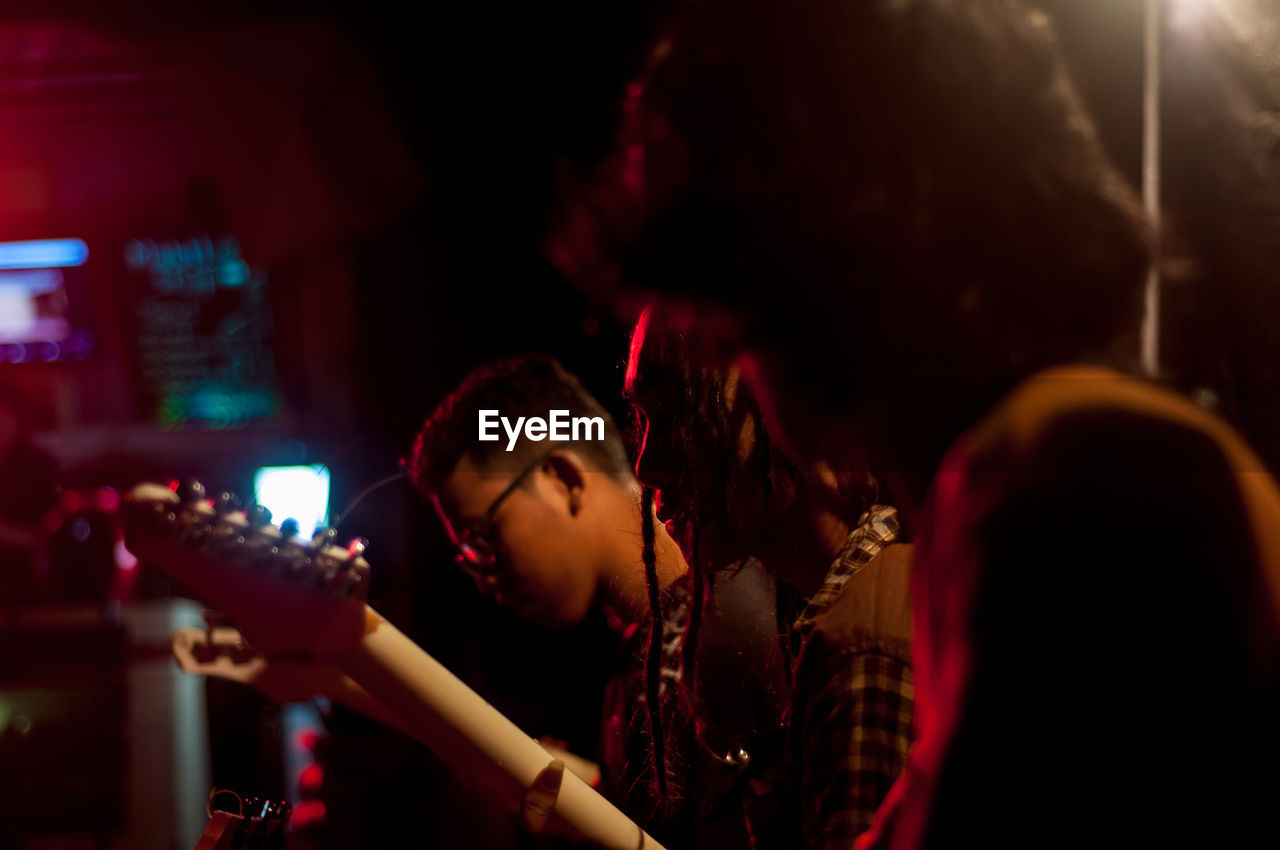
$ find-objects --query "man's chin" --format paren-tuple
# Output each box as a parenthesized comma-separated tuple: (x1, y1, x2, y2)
(504, 597, 562, 629)
(538, 603, 591, 631)
(495, 591, 588, 629)
(539, 610, 585, 630)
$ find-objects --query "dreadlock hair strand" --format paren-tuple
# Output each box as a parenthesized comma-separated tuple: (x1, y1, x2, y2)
(640, 485, 669, 805)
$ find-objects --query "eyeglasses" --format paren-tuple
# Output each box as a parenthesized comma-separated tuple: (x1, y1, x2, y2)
(429, 451, 555, 579)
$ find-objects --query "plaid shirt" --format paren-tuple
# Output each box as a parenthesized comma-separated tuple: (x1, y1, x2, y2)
(793, 505, 902, 634)
(790, 505, 915, 848)
(605, 507, 913, 849)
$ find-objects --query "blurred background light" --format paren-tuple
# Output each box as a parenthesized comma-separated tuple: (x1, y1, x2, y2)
(0, 239, 88, 270)
(252, 463, 331, 537)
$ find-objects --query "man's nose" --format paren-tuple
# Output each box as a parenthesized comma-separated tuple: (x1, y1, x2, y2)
(635, 441, 676, 492)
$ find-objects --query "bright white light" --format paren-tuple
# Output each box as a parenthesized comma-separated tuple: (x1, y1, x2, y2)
(1172, 0, 1258, 38)
(253, 465, 331, 538)
(0, 292, 36, 337)
(0, 239, 88, 270)
(1171, 0, 1218, 29)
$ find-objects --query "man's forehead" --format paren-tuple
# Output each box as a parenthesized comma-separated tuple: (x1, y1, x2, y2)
(438, 454, 517, 520)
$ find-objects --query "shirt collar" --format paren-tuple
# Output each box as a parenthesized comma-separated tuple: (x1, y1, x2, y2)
(791, 504, 900, 635)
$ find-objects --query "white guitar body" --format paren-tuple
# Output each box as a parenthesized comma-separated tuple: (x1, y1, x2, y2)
(126, 482, 658, 850)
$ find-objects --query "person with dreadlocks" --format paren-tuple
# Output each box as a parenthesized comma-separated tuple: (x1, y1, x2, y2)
(584, 300, 804, 848)
(622, 302, 914, 848)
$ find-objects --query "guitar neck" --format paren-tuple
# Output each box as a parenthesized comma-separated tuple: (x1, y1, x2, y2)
(342, 606, 663, 850)
(121, 482, 659, 849)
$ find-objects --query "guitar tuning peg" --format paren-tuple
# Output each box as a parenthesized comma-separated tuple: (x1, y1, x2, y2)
(311, 527, 338, 549)
(214, 490, 242, 514)
(176, 479, 207, 503)
(279, 518, 300, 539)
(248, 504, 273, 529)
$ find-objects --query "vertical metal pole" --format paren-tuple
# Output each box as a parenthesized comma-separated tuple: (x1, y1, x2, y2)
(1141, 0, 1163, 376)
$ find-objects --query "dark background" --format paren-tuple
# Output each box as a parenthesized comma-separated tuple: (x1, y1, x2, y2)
(0, 1, 1275, 848)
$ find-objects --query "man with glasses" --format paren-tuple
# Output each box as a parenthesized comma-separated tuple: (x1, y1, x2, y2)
(410, 354, 687, 631)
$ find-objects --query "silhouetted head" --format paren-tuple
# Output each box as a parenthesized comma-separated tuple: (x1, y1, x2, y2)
(553, 0, 1151, 501)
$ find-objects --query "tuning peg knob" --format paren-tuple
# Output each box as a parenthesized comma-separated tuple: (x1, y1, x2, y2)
(176, 479, 207, 503)
(214, 490, 242, 514)
(279, 518, 300, 539)
(311, 527, 338, 549)
(247, 504, 273, 529)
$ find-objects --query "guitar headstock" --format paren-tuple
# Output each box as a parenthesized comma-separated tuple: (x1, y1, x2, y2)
(124, 481, 371, 658)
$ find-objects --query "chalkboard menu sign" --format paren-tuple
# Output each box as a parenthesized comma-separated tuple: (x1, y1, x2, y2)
(126, 234, 282, 428)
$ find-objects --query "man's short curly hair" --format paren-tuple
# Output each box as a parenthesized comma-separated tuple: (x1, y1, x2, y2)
(410, 354, 633, 494)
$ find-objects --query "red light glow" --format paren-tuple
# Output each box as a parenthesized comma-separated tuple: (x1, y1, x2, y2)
(295, 729, 319, 752)
(289, 800, 326, 831)
(297, 763, 324, 795)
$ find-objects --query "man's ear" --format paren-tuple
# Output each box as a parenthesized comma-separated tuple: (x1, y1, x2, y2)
(541, 451, 590, 516)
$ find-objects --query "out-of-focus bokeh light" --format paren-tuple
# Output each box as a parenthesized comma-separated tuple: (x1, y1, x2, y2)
(252, 464, 331, 537)
(0, 238, 88, 270)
